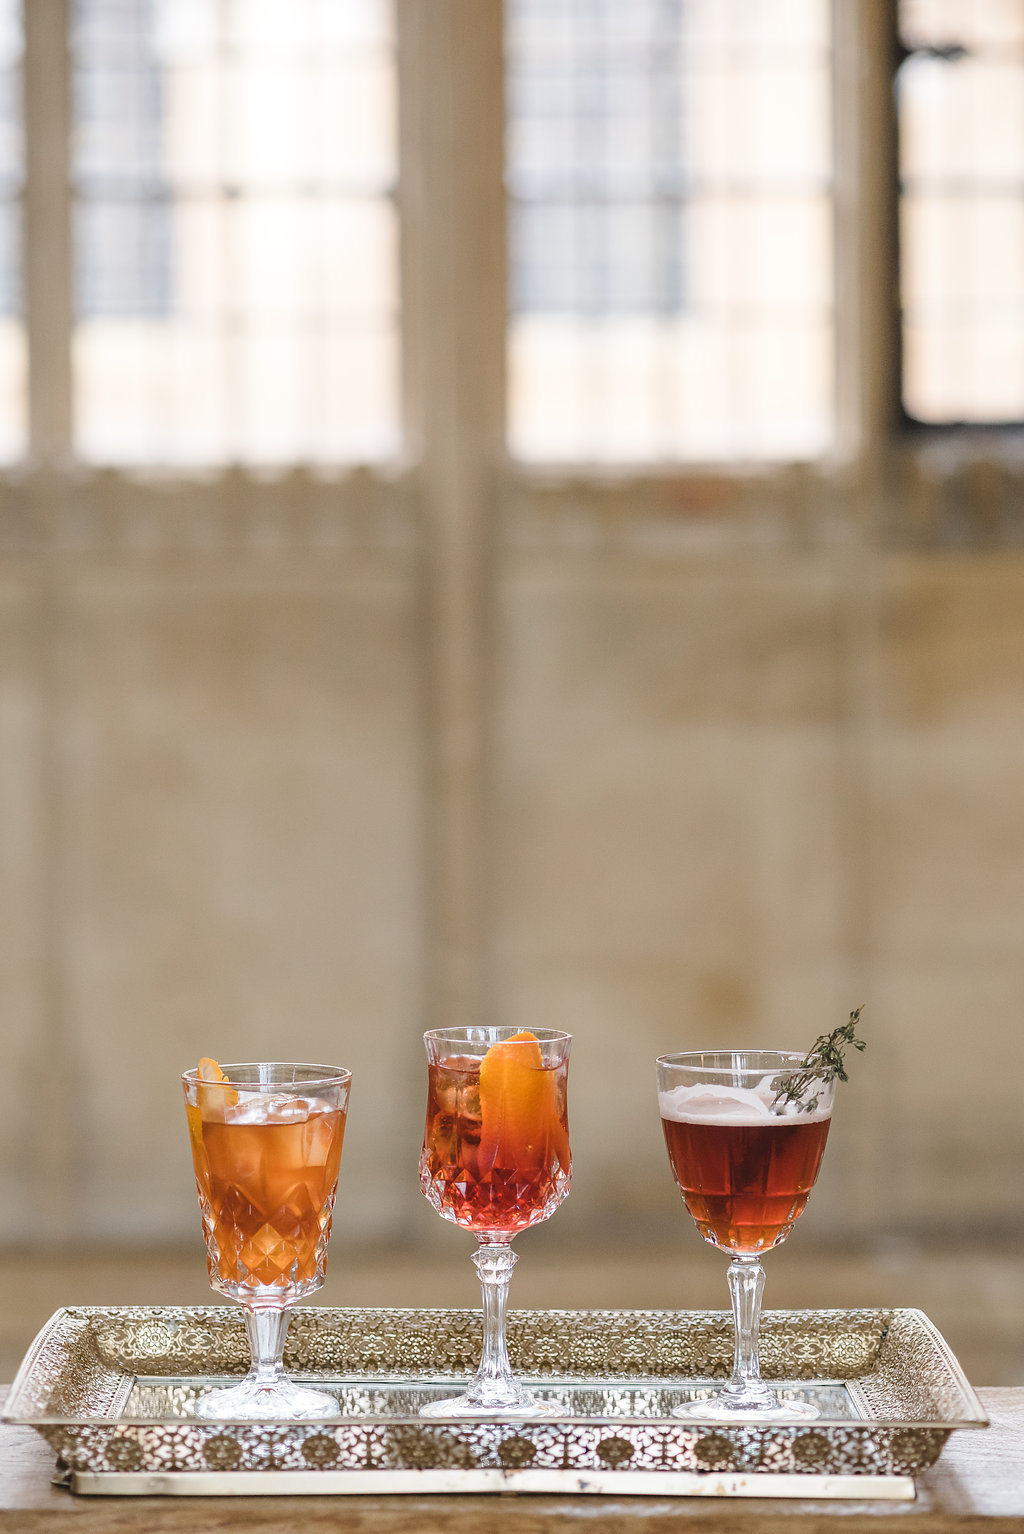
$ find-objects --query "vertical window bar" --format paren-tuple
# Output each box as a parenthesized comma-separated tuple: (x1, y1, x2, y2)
(832, 0, 900, 457)
(24, 0, 72, 461)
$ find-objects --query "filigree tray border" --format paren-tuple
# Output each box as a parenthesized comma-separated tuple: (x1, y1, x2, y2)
(3, 1305, 987, 1490)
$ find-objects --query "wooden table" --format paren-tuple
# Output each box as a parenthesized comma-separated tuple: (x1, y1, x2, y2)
(1, 1389, 1021, 1532)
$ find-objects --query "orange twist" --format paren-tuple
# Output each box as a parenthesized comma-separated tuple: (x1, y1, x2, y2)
(477, 1030, 570, 1173)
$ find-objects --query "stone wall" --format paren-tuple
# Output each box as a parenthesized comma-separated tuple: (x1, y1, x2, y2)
(2, 464, 1023, 1253)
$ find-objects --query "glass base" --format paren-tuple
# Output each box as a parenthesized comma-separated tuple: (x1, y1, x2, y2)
(420, 1387, 563, 1419)
(672, 1391, 820, 1423)
(194, 1377, 340, 1422)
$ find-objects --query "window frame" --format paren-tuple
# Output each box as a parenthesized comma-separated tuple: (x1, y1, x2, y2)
(19, 0, 1023, 479)
(890, 0, 1024, 438)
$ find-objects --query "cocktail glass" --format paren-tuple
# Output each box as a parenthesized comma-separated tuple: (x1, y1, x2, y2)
(656, 1049, 834, 1421)
(419, 1026, 572, 1417)
(182, 1061, 352, 1421)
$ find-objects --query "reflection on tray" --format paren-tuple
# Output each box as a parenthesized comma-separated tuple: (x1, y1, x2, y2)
(124, 1376, 864, 1422)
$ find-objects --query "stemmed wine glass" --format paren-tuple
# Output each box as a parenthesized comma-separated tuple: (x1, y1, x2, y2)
(656, 1050, 834, 1421)
(418, 1026, 572, 1417)
(182, 1060, 351, 1420)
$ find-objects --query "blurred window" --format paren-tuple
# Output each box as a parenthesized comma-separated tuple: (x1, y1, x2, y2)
(0, 3, 1020, 473)
(898, 0, 1024, 424)
(70, 0, 400, 466)
(0, 0, 23, 464)
(505, 0, 835, 463)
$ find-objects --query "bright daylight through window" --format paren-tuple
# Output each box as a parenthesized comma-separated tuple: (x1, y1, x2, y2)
(71, 0, 399, 466)
(505, 0, 835, 463)
(899, 0, 1024, 424)
(0, 3, 1020, 470)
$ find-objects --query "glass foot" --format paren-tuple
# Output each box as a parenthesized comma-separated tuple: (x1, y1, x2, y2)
(420, 1387, 563, 1419)
(194, 1378, 340, 1422)
(672, 1392, 819, 1423)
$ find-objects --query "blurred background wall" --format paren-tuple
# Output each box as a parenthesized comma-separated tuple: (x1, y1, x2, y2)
(2, 0, 1024, 1383)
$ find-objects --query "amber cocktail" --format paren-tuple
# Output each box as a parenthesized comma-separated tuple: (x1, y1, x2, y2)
(661, 1111, 830, 1256)
(657, 1049, 834, 1422)
(183, 1060, 351, 1421)
(419, 1027, 571, 1417)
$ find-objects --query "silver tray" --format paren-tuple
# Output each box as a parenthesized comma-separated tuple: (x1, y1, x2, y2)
(3, 1304, 987, 1499)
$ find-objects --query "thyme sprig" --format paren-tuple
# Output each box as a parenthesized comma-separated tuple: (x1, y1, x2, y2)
(770, 1007, 866, 1115)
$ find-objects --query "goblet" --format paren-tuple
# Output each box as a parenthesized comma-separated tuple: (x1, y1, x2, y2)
(419, 1026, 572, 1417)
(182, 1060, 351, 1420)
(657, 1050, 834, 1421)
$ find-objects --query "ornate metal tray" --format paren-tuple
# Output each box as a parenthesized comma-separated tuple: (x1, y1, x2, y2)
(3, 1305, 986, 1499)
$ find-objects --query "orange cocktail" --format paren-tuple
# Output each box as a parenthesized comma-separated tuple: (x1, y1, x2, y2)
(188, 1081, 346, 1299)
(182, 1060, 351, 1421)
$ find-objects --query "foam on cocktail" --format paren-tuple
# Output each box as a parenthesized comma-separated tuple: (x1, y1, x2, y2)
(659, 1074, 832, 1126)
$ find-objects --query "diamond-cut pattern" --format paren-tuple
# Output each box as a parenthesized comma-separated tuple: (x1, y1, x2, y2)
(203, 1193, 337, 1299)
(193, 1111, 343, 1303)
(422, 1160, 570, 1235)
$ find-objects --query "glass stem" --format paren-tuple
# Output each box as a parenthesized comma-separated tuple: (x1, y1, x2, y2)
(724, 1256, 772, 1400)
(471, 1242, 518, 1391)
(243, 1307, 291, 1390)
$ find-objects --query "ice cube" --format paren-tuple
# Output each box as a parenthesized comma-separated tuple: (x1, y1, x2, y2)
(302, 1113, 337, 1167)
(224, 1092, 310, 1125)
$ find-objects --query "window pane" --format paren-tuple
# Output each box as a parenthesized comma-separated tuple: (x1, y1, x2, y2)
(900, 0, 1024, 422)
(0, 0, 24, 464)
(506, 0, 834, 463)
(71, 0, 399, 467)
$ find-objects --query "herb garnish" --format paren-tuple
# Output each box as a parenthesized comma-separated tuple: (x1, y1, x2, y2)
(770, 1007, 866, 1114)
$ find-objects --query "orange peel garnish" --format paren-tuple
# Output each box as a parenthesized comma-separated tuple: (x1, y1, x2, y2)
(478, 1030, 570, 1173)
(198, 1057, 237, 1094)
(187, 1058, 239, 1177)
(192, 1056, 238, 1123)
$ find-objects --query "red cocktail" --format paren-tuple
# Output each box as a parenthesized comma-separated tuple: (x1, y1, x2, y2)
(421, 1048, 570, 1234)
(419, 1027, 572, 1417)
